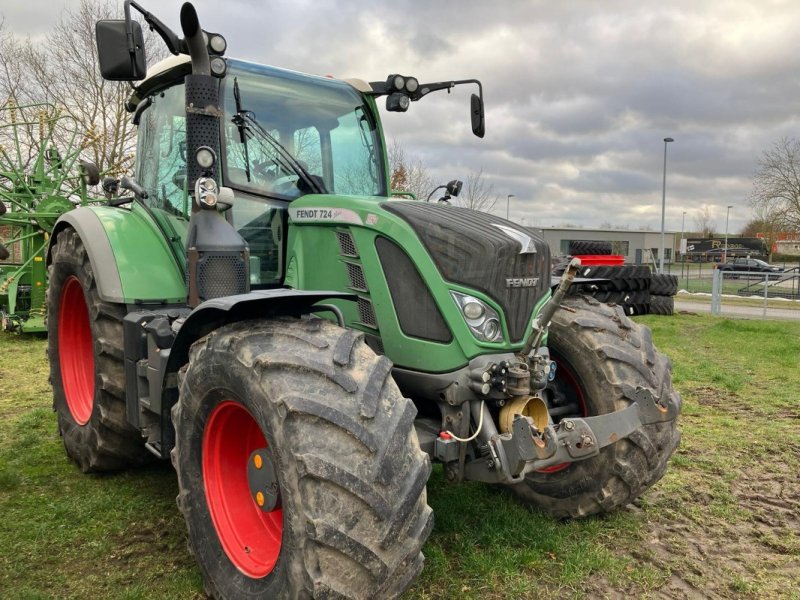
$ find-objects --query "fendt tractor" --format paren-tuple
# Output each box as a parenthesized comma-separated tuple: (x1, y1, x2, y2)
(47, 2, 681, 597)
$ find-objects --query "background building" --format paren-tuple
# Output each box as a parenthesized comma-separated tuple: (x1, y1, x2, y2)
(535, 227, 677, 265)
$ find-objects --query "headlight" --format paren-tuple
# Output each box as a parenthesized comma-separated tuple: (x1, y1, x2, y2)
(451, 291, 504, 343)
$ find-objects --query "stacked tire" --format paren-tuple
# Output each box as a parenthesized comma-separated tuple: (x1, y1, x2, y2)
(566, 264, 651, 316)
(648, 273, 678, 315)
(567, 240, 613, 256)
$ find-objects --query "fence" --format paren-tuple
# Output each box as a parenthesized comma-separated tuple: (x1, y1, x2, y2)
(667, 260, 800, 319)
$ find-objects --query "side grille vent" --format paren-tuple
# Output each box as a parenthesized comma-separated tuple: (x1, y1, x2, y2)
(336, 231, 358, 257)
(375, 237, 452, 343)
(357, 297, 378, 328)
(346, 262, 368, 292)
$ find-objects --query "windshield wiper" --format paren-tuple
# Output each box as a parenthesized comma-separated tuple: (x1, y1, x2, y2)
(241, 113, 326, 195)
(232, 77, 252, 182)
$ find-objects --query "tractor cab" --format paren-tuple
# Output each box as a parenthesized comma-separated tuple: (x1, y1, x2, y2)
(126, 56, 389, 287)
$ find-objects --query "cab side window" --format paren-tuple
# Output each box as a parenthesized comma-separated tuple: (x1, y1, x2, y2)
(136, 85, 189, 217)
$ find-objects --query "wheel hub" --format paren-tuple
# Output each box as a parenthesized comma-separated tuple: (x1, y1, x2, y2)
(247, 449, 281, 512)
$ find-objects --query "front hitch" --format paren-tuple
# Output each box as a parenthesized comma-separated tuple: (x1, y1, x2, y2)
(475, 386, 679, 483)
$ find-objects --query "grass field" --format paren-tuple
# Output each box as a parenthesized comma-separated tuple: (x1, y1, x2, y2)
(1, 314, 799, 599)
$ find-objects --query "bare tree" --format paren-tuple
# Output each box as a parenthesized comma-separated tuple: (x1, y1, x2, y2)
(388, 140, 434, 200)
(456, 167, 498, 212)
(740, 205, 781, 256)
(693, 205, 717, 238)
(749, 136, 800, 233)
(0, 0, 166, 176)
(0, 19, 26, 105)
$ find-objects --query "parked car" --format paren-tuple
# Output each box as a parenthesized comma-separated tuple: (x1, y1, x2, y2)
(716, 258, 784, 278)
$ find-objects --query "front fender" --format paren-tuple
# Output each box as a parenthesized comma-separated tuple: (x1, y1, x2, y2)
(165, 289, 356, 376)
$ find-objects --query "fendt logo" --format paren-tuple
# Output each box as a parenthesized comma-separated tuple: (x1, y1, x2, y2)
(506, 277, 539, 288)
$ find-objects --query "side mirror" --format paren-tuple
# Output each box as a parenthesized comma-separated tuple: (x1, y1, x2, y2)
(95, 20, 146, 81)
(470, 94, 485, 138)
(446, 179, 463, 197)
(79, 160, 101, 186)
(102, 177, 120, 198)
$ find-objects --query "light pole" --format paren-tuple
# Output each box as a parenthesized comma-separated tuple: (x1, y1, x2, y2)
(506, 194, 515, 220)
(680, 211, 686, 252)
(724, 205, 732, 262)
(680, 210, 687, 280)
(659, 137, 674, 274)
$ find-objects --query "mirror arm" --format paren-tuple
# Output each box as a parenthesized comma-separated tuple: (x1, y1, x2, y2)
(122, 0, 143, 78)
(409, 78, 483, 102)
(125, 0, 184, 56)
(367, 78, 484, 102)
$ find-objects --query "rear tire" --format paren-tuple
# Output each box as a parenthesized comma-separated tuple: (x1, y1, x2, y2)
(47, 227, 151, 472)
(507, 295, 680, 517)
(172, 317, 432, 599)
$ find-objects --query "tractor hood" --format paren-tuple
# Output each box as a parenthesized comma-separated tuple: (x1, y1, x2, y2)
(381, 202, 550, 343)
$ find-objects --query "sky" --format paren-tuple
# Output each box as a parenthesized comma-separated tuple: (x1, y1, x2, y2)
(4, 0, 800, 234)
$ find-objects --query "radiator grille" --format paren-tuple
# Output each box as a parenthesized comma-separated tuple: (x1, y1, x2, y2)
(382, 202, 550, 342)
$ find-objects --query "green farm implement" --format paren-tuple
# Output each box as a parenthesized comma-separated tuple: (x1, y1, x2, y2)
(0, 101, 99, 333)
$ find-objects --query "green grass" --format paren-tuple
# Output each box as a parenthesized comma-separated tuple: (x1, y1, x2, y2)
(2, 315, 799, 599)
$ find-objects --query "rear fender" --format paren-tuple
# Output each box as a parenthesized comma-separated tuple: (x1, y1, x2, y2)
(48, 205, 186, 304)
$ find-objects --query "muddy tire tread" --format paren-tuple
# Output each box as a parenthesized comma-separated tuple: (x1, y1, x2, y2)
(172, 317, 431, 599)
(509, 295, 680, 518)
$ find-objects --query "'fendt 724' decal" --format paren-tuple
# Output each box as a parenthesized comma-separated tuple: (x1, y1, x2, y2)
(289, 207, 363, 225)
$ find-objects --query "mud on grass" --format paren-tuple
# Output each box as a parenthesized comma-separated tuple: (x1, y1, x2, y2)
(2, 315, 800, 599)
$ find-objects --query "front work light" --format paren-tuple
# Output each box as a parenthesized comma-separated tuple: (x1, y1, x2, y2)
(386, 92, 410, 112)
(195, 146, 216, 170)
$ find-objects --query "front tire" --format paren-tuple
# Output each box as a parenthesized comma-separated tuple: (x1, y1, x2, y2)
(47, 227, 152, 472)
(172, 317, 432, 599)
(508, 295, 681, 518)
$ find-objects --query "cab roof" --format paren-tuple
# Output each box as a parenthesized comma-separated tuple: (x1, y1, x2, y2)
(126, 55, 370, 112)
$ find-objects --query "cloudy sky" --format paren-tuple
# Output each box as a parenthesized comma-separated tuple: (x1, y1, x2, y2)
(4, 0, 800, 234)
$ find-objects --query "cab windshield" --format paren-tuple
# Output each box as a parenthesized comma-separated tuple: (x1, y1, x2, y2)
(222, 62, 386, 199)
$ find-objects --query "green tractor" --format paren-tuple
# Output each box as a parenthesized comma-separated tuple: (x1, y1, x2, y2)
(0, 101, 100, 333)
(47, 2, 680, 597)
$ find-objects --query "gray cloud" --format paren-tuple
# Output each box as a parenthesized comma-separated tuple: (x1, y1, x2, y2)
(3, 0, 798, 232)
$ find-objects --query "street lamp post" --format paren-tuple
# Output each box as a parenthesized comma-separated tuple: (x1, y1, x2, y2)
(680, 210, 687, 280)
(659, 137, 674, 274)
(506, 194, 515, 220)
(680, 210, 686, 255)
(724, 205, 733, 262)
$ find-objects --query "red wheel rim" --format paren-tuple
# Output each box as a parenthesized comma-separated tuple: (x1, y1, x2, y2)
(203, 401, 283, 578)
(537, 357, 589, 474)
(58, 276, 94, 425)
